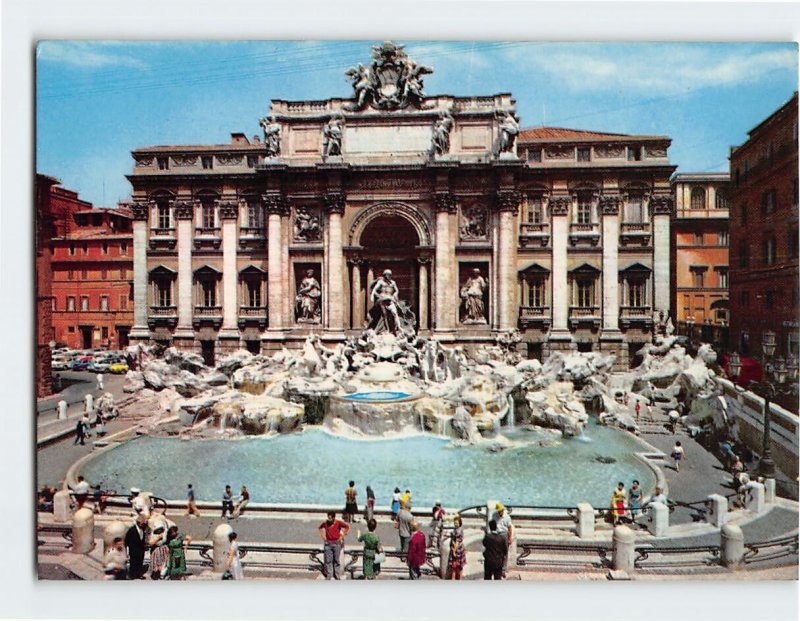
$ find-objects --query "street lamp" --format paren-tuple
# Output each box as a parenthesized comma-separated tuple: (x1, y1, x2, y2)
(728, 332, 798, 478)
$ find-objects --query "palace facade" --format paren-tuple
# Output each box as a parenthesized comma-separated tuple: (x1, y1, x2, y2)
(128, 42, 675, 368)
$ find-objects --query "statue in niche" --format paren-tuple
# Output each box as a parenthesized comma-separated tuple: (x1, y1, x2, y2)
(497, 110, 520, 155)
(431, 111, 454, 157)
(322, 115, 344, 158)
(460, 268, 488, 324)
(295, 269, 322, 323)
(294, 207, 321, 242)
(367, 269, 416, 337)
(259, 115, 281, 157)
(460, 206, 487, 239)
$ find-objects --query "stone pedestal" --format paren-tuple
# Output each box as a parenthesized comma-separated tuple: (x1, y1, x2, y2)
(53, 490, 72, 523)
(438, 531, 450, 578)
(612, 525, 636, 573)
(103, 520, 129, 555)
(648, 502, 669, 537)
(71, 507, 95, 554)
(706, 494, 728, 528)
(57, 400, 67, 420)
(84, 394, 93, 414)
(720, 523, 745, 569)
(576, 502, 595, 539)
(652, 205, 671, 315)
(213, 523, 234, 573)
(764, 478, 776, 504)
(744, 481, 766, 513)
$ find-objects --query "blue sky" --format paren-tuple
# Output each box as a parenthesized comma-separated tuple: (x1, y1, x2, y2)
(36, 40, 798, 208)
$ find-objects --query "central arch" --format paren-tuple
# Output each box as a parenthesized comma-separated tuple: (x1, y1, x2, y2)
(349, 202, 432, 247)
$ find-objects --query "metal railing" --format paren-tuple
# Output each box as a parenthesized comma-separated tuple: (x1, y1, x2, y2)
(516, 542, 611, 568)
(743, 534, 799, 565)
(343, 549, 440, 579)
(634, 544, 721, 568)
(185, 542, 326, 575)
(37, 524, 73, 549)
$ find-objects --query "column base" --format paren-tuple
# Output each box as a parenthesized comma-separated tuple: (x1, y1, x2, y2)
(322, 330, 347, 341)
(217, 330, 241, 356)
(128, 326, 151, 342)
(544, 329, 575, 358)
(599, 331, 629, 371)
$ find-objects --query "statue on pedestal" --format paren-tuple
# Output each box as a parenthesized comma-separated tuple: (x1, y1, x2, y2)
(497, 111, 520, 155)
(431, 111, 454, 157)
(295, 269, 321, 323)
(460, 268, 488, 324)
(322, 115, 344, 158)
(367, 270, 416, 337)
(260, 115, 281, 157)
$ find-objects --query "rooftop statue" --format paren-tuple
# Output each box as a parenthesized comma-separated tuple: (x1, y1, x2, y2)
(345, 41, 433, 111)
(259, 115, 281, 157)
(496, 110, 520, 155)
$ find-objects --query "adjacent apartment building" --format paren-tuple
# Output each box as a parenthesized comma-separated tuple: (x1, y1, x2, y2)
(671, 172, 730, 344)
(729, 92, 799, 360)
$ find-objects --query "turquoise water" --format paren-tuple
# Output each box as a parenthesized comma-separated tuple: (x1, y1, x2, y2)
(80, 423, 655, 508)
(340, 391, 412, 401)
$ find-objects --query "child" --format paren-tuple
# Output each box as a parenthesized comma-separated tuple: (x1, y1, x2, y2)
(390, 487, 401, 521)
(671, 441, 686, 472)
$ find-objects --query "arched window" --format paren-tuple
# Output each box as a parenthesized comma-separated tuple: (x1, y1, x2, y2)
(690, 187, 706, 210)
(715, 188, 728, 210)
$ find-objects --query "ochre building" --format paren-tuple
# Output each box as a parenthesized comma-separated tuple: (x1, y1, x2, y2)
(128, 42, 675, 368)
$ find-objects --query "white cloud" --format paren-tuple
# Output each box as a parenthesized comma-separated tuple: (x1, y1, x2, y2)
(506, 44, 797, 94)
(36, 41, 147, 69)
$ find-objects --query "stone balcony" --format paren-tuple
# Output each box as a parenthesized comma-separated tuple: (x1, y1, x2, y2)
(568, 305, 601, 329)
(620, 222, 651, 246)
(238, 305, 267, 329)
(518, 222, 550, 247)
(518, 305, 551, 329)
(193, 305, 222, 329)
(149, 228, 176, 250)
(620, 305, 654, 328)
(239, 226, 266, 250)
(148, 305, 177, 328)
(569, 223, 600, 246)
(194, 227, 221, 250)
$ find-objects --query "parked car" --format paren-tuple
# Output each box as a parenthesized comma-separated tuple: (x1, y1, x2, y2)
(70, 359, 92, 372)
(51, 356, 71, 371)
(89, 359, 113, 373)
(108, 360, 129, 374)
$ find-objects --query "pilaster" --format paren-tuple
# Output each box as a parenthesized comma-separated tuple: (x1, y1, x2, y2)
(434, 191, 457, 337)
(547, 196, 574, 351)
(651, 196, 673, 317)
(219, 200, 240, 341)
(174, 200, 195, 340)
(129, 202, 151, 341)
(496, 189, 521, 331)
(264, 192, 287, 334)
(324, 192, 346, 335)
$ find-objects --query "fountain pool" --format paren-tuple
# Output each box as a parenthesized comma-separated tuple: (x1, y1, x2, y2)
(340, 391, 413, 402)
(80, 421, 657, 508)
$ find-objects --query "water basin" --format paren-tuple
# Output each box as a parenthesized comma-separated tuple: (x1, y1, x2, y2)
(80, 421, 657, 508)
(340, 391, 413, 402)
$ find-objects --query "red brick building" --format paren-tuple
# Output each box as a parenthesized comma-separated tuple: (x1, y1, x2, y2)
(35, 174, 59, 398)
(51, 207, 134, 350)
(729, 92, 799, 360)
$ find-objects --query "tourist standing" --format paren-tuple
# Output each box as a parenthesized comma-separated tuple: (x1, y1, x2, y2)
(81, 414, 92, 441)
(391, 487, 402, 521)
(482, 519, 507, 580)
(92, 484, 111, 514)
(646, 486, 668, 508)
(232, 485, 250, 518)
(225, 532, 244, 580)
(611, 482, 626, 525)
(71, 475, 90, 509)
(357, 518, 382, 580)
(124, 514, 148, 579)
(94, 411, 106, 437)
(667, 409, 680, 434)
(73, 418, 86, 446)
(149, 525, 170, 580)
(221, 485, 234, 518)
(364, 485, 376, 522)
(447, 515, 466, 580)
(407, 520, 426, 580)
(130, 488, 151, 518)
(396, 501, 413, 553)
(490, 502, 513, 577)
(318, 511, 349, 580)
(343, 480, 358, 523)
(185, 484, 200, 517)
(103, 536, 128, 580)
(96, 373, 104, 391)
(401, 489, 412, 509)
(671, 441, 686, 472)
(166, 525, 191, 580)
(628, 480, 643, 522)
(429, 500, 445, 548)
(731, 455, 746, 486)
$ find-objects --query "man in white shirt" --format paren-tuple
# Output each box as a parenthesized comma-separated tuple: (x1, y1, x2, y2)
(71, 475, 90, 509)
(489, 502, 513, 576)
(646, 486, 668, 507)
(130, 488, 151, 518)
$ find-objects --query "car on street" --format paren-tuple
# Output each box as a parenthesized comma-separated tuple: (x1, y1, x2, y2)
(89, 359, 113, 373)
(69, 355, 94, 371)
(108, 360, 129, 374)
(51, 356, 71, 371)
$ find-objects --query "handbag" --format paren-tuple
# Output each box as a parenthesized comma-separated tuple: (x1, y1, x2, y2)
(221, 570, 233, 580)
(374, 551, 386, 565)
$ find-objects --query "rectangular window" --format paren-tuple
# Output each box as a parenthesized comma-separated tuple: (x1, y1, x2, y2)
(82, 244, 88, 255)
(576, 279, 594, 307)
(576, 194, 593, 224)
(120, 268, 127, 280)
(119, 295, 128, 310)
(247, 199, 263, 229)
(527, 196, 543, 224)
(527, 148, 542, 163)
(577, 147, 591, 162)
(100, 296, 109, 311)
(764, 290, 775, 309)
(789, 230, 799, 259)
(101, 269, 107, 280)
(625, 195, 644, 223)
(694, 232, 704, 245)
(527, 279, 545, 307)
(80, 296, 89, 311)
(740, 203, 747, 224)
(691, 267, 706, 288)
(202, 281, 216, 307)
(68, 244, 75, 256)
(67, 296, 75, 312)
(718, 231, 729, 246)
(67, 325, 75, 333)
(51, 298, 57, 311)
(716, 268, 729, 288)
(738, 244, 749, 268)
(628, 279, 646, 307)
(202, 204, 215, 229)
(627, 146, 642, 161)
(789, 333, 800, 357)
(157, 156, 169, 170)
(102, 242, 109, 255)
(762, 189, 776, 215)
(158, 205, 171, 229)
(120, 242, 128, 256)
(793, 178, 799, 206)
(247, 281, 261, 307)
(67, 270, 74, 280)
(157, 282, 171, 307)
(101, 327, 109, 339)
(246, 155, 259, 168)
(763, 237, 776, 265)
(201, 156, 213, 170)
(81, 269, 88, 280)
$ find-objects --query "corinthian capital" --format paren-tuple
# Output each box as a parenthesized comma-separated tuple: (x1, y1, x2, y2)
(263, 193, 288, 216)
(496, 190, 522, 214)
(434, 192, 457, 213)
(650, 195, 674, 215)
(218, 200, 239, 220)
(131, 202, 150, 221)
(323, 192, 346, 215)
(549, 196, 571, 216)
(599, 194, 622, 216)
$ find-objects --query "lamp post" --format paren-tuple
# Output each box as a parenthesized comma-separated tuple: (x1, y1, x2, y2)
(728, 332, 798, 478)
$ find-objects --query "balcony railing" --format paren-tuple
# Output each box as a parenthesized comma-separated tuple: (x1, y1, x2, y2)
(519, 222, 550, 247)
(519, 306, 549, 318)
(569, 223, 600, 246)
(239, 226, 265, 238)
(194, 305, 222, 317)
(239, 305, 266, 317)
(149, 305, 177, 316)
(195, 227, 220, 236)
(569, 305, 600, 317)
(620, 305, 651, 316)
(621, 222, 650, 232)
(150, 227, 175, 236)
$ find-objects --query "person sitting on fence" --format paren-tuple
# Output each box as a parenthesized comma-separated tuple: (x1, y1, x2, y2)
(71, 476, 90, 509)
(232, 485, 250, 518)
(37, 484, 56, 513)
(645, 486, 668, 508)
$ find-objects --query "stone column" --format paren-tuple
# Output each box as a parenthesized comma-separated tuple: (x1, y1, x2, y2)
(418, 257, 430, 332)
(174, 201, 195, 342)
(547, 197, 573, 351)
(265, 193, 286, 334)
(434, 193, 457, 336)
(576, 502, 595, 539)
(213, 522, 234, 573)
(599, 195, 626, 365)
(497, 190, 521, 331)
(71, 507, 95, 554)
(612, 525, 636, 573)
(720, 523, 745, 569)
(651, 196, 672, 316)
(324, 192, 346, 335)
(129, 203, 151, 341)
(349, 258, 363, 329)
(219, 202, 240, 346)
